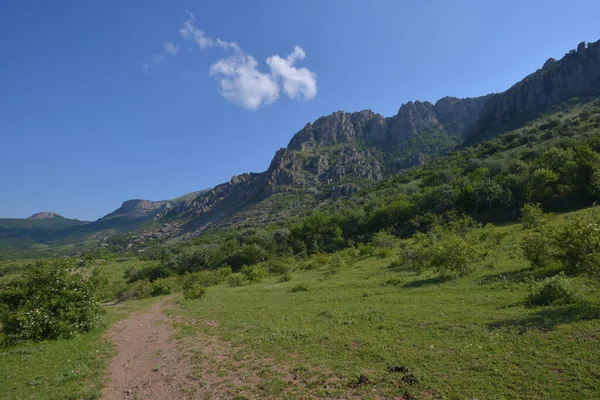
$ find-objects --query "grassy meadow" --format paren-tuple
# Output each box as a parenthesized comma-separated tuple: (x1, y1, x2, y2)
(0, 206, 599, 399)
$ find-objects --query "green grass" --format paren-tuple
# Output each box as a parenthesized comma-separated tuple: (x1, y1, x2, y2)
(0, 297, 160, 400)
(2, 207, 599, 399)
(171, 208, 600, 399)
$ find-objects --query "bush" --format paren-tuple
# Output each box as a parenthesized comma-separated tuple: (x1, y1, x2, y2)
(527, 273, 576, 306)
(311, 253, 330, 266)
(240, 265, 268, 283)
(151, 276, 181, 297)
(227, 273, 245, 287)
(90, 266, 125, 301)
(375, 248, 394, 259)
(290, 283, 309, 292)
(521, 203, 545, 229)
(0, 262, 103, 342)
(182, 274, 207, 300)
(118, 279, 153, 301)
(371, 231, 398, 249)
(407, 224, 486, 277)
(267, 261, 291, 275)
(278, 273, 292, 282)
(521, 225, 558, 268)
(388, 259, 404, 271)
(556, 219, 600, 278)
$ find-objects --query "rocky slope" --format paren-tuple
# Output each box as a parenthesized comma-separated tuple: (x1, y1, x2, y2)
(472, 40, 600, 138)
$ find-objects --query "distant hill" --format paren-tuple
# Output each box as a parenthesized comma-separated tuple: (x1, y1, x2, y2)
(0, 190, 209, 249)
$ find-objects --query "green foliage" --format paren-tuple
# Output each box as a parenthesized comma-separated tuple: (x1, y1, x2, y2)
(375, 248, 394, 259)
(267, 260, 292, 275)
(370, 231, 398, 249)
(89, 265, 125, 301)
(556, 218, 600, 278)
(521, 223, 558, 269)
(240, 265, 269, 283)
(521, 203, 545, 229)
(289, 283, 309, 292)
(118, 279, 152, 301)
(182, 274, 207, 300)
(527, 273, 576, 306)
(405, 219, 487, 277)
(150, 276, 181, 297)
(227, 273, 245, 287)
(0, 262, 103, 342)
(278, 273, 292, 282)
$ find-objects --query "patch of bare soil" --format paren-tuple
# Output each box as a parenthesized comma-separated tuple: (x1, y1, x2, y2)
(101, 302, 200, 400)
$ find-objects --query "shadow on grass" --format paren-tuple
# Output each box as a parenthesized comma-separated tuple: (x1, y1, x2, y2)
(402, 275, 451, 289)
(488, 302, 600, 332)
(479, 265, 563, 285)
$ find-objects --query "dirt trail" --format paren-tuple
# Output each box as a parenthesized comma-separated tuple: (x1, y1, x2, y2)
(101, 302, 199, 400)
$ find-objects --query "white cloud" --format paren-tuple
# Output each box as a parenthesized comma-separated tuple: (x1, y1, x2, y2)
(177, 13, 318, 110)
(267, 46, 317, 100)
(163, 41, 179, 55)
(209, 54, 279, 110)
(179, 10, 213, 49)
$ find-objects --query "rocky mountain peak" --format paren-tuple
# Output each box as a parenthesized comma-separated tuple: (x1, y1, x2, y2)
(28, 212, 63, 220)
(474, 39, 600, 136)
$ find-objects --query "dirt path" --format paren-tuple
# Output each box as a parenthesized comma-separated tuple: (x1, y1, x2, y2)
(101, 301, 199, 400)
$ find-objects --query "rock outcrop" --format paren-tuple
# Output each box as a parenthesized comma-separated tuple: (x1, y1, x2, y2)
(475, 40, 600, 135)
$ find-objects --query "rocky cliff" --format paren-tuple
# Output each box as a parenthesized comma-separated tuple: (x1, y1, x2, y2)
(474, 40, 600, 137)
(136, 39, 600, 243)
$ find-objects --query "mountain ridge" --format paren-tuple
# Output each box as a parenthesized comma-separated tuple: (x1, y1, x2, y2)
(2, 38, 599, 250)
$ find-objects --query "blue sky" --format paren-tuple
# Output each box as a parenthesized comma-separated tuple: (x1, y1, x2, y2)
(1, 0, 599, 221)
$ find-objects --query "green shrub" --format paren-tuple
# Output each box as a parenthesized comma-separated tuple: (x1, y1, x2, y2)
(357, 243, 373, 256)
(278, 273, 292, 282)
(375, 248, 394, 259)
(227, 273, 245, 287)
(290, 283, 309, 292)
(521, 226, 558, 269)
(371, 231, 398, 249)
(217, 265, 233, 279)
(267, 261, 291, 275)
(406, 222, 486, 277)
(388, 259, 404, 271)
(329, 253, 346, 269)
(150, 276, 181, 297)
(311, 253, 330, 266)
(0, 262, 103, 342)
(89, 266, 125, 301)
(118, 279, 152, 301)
(182, 274, 207, 300)
(527, 273, 576, 306)
(240, 265, 268, 283)
(521, 203, 545, 229)
(556, 219, 600, 278)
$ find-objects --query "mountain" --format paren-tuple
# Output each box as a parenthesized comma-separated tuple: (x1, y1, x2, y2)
(0, 214, 87, 249)
(0, 191, 209, 249)
(471, 40, 600, 140)
(3, 39, 599, 251)
(128, 39, 599, 244)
